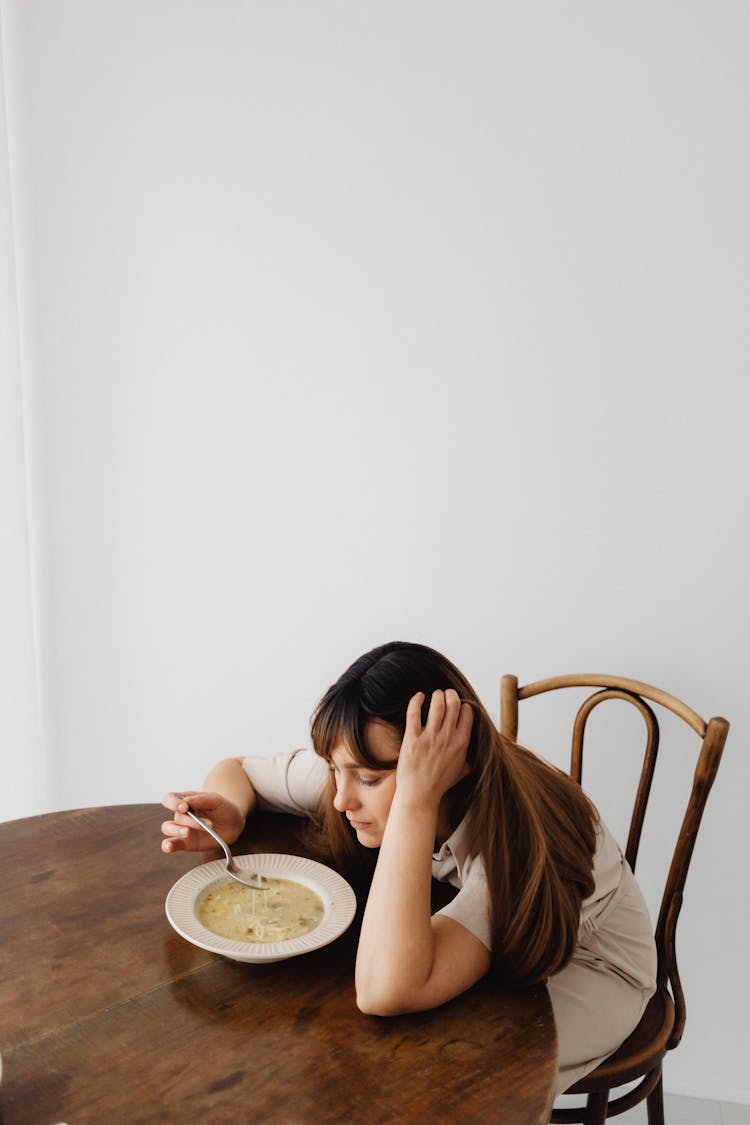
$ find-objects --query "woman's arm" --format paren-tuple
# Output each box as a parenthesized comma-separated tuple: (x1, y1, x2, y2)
(355, 690, 491, 1015)
(161, 757, 256, 853)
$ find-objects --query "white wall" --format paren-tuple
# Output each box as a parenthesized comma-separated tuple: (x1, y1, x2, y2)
(0, 7, 49, 817)
(2, 0, 748, 1103)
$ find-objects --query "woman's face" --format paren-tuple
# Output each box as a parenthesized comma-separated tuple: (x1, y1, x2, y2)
(330, 721, 400, 848)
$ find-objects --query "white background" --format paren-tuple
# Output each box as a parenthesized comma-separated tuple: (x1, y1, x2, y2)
(1, 0, 748, 1103)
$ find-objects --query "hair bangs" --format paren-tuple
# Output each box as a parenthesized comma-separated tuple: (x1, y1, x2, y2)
(311, 683, 383, 769)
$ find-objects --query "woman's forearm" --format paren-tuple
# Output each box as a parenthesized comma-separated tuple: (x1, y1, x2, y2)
(202, 758, 257, 820)
(355, 791, 439, 1015)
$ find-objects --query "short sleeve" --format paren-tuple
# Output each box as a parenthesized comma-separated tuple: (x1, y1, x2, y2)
(435, 855, 492, 950)
(241, 748, 328, 816)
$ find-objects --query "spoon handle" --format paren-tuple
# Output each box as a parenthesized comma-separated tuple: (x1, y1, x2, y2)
(183, 807, 235, 867)
(182, 803, 268, 889)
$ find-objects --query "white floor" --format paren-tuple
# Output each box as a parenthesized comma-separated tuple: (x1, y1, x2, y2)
(566, 1093, 750, 1123)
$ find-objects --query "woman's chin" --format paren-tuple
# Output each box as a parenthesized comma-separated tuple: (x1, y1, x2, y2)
(354, 826, 382, 848)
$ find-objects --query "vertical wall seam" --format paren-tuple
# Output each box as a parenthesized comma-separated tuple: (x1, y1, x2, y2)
(0, 0, 51, 809)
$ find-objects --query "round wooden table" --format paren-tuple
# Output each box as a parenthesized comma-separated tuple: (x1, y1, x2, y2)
(0, 805, 557, 1124)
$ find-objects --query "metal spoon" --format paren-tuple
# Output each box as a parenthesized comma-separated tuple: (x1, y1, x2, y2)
(183, 805, 270, 891)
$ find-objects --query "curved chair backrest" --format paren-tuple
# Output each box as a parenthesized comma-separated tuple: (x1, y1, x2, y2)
(500, 673, 729, 1049)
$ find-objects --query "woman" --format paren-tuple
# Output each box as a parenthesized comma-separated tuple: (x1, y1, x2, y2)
(162, 641, 657, 1095)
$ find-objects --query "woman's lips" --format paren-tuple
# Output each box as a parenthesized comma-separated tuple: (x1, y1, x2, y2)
(348, 819, 371, 830)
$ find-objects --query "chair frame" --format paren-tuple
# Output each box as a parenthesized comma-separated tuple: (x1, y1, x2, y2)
(499, 673, 729, 1125)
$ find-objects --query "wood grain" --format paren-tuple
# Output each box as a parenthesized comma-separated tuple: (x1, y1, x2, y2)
(0, 805, 557, 1124)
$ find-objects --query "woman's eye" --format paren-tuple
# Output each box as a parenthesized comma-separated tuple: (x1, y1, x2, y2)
(358, 776, 380, 787)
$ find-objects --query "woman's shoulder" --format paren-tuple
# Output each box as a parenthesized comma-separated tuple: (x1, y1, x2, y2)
(242, 747, 327, 814)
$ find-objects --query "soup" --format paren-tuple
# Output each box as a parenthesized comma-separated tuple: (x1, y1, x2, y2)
(198, 876, 325, 943)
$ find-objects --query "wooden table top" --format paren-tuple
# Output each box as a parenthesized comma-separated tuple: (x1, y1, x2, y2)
(0, 804, 557, 1124)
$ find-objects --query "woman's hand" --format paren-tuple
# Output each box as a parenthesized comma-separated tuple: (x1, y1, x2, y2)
(161, 790, 247, 853)
(161, 757, 257, 854)
(396, 689, 474, 807)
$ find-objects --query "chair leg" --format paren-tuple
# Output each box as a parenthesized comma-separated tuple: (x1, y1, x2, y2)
(583, 1090, 609, 1124)
(646, 1071, 665, 1125)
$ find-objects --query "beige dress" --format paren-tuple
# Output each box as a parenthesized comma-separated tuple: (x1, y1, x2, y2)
(242, 748, 658, 1096)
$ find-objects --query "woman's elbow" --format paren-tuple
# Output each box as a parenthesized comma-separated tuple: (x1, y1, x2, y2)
(355, 986, 418, 1017)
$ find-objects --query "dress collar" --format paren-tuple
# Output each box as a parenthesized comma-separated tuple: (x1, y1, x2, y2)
(433, 806, 475, 864)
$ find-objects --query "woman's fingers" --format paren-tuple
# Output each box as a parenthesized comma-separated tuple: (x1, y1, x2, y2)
(457, 699, 473, 729)
(407, 689, 471, 746)
(412, 690, 468, 730)
(160, 818, 215, 853)
(162, 790, 200, 813)
(161, 833, 205, 854)
(443, 689, 462, 727)
(160, 819, 189, 853)
(161, 819, 195, 842)
(426, 688, 465, 732)
(161, 790, 217, 846)
(162, 790, 219, 826)
(425, 689, 446, 731)
(161, 815, 212, 835)
(161, 818, 187, 837)
(405, 691, 426, 736)
(457, 701, 474, 744)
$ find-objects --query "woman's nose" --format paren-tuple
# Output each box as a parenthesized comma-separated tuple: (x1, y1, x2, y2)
(333, 779, 360, 813)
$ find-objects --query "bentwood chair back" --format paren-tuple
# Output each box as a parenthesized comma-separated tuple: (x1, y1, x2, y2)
(499, 674, 729, 1125)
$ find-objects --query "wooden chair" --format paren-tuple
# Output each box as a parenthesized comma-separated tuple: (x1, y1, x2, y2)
(499, 674, 729, 1125)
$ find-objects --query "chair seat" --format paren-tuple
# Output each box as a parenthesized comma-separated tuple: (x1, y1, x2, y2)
(564, 982, 676, 1093)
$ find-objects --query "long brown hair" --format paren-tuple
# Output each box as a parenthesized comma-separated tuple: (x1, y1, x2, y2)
(310, 641, 598, 985)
